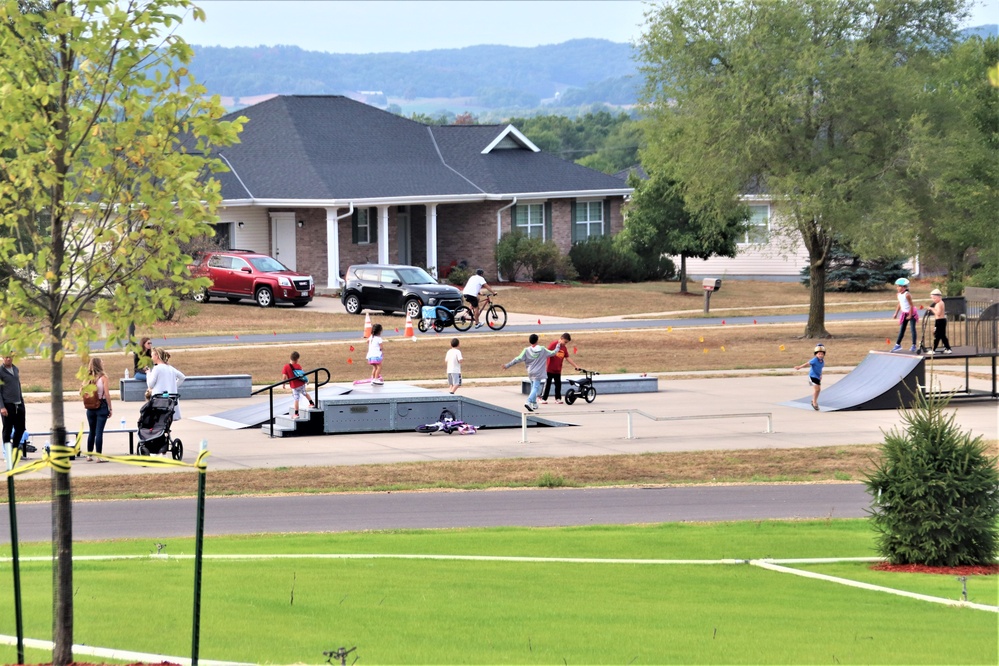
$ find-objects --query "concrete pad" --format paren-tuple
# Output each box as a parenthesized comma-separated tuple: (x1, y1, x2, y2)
(13, 368, 997, 480)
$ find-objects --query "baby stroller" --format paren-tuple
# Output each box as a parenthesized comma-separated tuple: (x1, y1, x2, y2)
(137, 394, 183, 460)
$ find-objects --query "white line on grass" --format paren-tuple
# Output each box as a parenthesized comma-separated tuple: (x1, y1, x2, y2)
(0, 634, 251, 666)
(5, 553, 994, 616)
(750, 559, 999, 613)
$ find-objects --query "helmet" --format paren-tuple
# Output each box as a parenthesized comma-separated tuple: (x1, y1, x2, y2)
(894, 278, 909, 286)
(814, 344, 826, 354)
(476, 268, 484, 276)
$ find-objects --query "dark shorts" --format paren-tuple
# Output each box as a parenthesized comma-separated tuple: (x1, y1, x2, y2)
(464, 294, 479, 308)
(809, 376, 821, 387)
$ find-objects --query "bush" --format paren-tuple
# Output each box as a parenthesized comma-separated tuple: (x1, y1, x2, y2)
(569, 236, 653, 283)
(800, 240, 910, 292)
(445, 266, 472, 287)
(864, 392, 999, 566)
(496, 232, 576, 282)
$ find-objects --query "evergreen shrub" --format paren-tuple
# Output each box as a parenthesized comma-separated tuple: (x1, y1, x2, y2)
(864, 392, 999, 566)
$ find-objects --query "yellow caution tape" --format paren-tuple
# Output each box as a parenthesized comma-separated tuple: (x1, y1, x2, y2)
(4, 426, 209, 477)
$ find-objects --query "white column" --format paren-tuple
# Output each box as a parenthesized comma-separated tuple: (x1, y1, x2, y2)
(378, 205, 390, 264)
(325, 207, 342, 289)
(426, 203, 438, 278)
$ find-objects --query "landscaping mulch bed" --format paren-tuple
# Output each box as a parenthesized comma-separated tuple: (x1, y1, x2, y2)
(871, 562, 999, 575)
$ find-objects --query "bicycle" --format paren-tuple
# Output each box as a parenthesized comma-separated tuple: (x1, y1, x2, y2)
(417, 303, 474, 333)
(473, 293, 507, 331)
(564, 368, 599, 405)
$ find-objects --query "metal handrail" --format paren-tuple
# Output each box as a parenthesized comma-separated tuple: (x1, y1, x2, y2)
(520, 408, 773, 444)
(252, 367, 331, 438)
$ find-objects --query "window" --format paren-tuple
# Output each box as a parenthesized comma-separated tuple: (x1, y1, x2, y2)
(354, 208, 374, 245)
(515, 203, 545, 240)
(574, 200, 604, 240)
(230, 257, 250, 272)
(743, 204, 770, 244)
(208, 255, 231, 269)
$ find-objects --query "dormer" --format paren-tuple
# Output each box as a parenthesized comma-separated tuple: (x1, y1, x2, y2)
(481, 124, 541, 154)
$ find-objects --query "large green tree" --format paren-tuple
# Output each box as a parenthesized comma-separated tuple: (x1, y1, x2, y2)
(0, 0, 242, 662)
(637, 0, 970, 337)
(623, 172, 743, 292)
(909, 35, 999, 291)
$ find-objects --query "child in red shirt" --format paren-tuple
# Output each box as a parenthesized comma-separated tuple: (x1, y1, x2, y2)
(282, 351, 315, 418)
(540, 333, 579, 404)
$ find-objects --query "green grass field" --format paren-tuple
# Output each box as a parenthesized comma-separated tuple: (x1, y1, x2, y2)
(2, 520, 996, 665)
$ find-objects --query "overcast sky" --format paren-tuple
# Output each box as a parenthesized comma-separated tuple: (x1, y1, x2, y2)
(173, 1, 998, 55)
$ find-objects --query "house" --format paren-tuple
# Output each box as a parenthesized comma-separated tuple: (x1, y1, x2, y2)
(211, 95, 632, 288)
(616, 166, 809, 279)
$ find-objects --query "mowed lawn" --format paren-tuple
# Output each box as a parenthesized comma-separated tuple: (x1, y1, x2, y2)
(2, 521, 996, 665)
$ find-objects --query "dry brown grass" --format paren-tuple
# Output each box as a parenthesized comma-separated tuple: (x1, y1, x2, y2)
(494, 278, 936, 319)
(17, 319, 992, 394)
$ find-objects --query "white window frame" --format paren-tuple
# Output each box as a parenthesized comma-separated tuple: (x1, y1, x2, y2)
(515, 202, 545, 240)
(575, 199, 605, 240)
(356, 208, 372, 245)
(741, 204, 770, 245)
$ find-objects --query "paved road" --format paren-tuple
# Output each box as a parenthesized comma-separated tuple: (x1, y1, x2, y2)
(1, 484, 871, 543)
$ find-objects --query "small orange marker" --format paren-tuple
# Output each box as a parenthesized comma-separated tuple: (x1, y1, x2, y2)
(347, 358, 353, 365)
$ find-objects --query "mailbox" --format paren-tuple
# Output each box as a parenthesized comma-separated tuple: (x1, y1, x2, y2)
(702, 278, 722, 292)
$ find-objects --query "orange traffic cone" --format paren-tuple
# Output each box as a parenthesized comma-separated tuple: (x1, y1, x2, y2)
(363, 312, 372, 338)
(404, 314, 416, 340)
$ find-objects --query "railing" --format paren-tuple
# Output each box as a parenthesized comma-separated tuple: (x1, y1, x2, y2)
(520, 409, 773, 444)
(252, 367, 331, 438)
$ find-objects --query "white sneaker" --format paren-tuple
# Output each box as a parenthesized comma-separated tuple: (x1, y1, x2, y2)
(474, 322, 483, 329)
(372, 378, 384, 385)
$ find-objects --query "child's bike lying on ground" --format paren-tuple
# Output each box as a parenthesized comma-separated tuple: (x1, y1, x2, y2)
(564, 368, 599, 405)
(415, 408, 480, 434)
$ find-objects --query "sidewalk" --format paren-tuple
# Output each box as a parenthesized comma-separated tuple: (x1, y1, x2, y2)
(14, 370, 998, 479)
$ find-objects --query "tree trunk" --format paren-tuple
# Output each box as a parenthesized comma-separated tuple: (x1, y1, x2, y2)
(800, 219, 832, 338)
(50, 345, 73, 665)
(679, 255, 688, 293)
(49, 344, 73, 665)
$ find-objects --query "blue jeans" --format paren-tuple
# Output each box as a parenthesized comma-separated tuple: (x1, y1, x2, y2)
(896, 316, 917, 346)
(527, 378, 542, 405)
(86, 400, 110, 454)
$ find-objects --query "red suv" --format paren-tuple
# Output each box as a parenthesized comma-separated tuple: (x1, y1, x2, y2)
(189, 250, 315, 307)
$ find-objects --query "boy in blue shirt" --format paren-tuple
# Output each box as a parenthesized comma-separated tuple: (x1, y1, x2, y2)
(794, 344, 826, 411)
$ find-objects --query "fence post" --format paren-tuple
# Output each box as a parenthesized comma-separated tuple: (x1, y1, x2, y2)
(521, 412, 528, 444)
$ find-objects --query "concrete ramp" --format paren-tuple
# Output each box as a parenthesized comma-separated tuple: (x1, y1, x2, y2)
(197, 382, 567, 435)
(784, 352, 925, 412)
(193, 385, 353, 429)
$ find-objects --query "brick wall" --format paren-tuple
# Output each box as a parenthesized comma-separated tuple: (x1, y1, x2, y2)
(268, 196, 627, 284)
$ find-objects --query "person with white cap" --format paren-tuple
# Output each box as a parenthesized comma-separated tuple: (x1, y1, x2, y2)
(794, 344, 826, 411)
(928, 289, 953, 354)
(891, 277, 918, 352)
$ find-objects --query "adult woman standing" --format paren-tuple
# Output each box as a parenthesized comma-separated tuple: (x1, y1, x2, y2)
(146, 348, 186, 419)
(133, 336, 153, 381)
(85, 358, 113, 462)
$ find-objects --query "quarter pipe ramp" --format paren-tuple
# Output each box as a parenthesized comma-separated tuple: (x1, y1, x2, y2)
(784, 351, 925, 412)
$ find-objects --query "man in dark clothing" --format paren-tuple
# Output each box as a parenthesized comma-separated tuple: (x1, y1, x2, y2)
(1, 353, 27, 459)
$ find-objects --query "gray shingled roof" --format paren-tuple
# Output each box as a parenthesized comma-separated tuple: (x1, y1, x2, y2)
(215, 96, 630, 202)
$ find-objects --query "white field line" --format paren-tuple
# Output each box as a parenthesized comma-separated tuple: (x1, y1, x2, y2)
(0, 633, 250, 666)
(750, 559, 999, 613)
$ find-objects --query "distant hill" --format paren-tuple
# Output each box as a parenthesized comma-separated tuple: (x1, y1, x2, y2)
(187, 39, 638, 111)
(188, 26, 996, 114)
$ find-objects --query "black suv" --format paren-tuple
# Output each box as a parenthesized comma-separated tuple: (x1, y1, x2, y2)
(341, 264, 462, 318)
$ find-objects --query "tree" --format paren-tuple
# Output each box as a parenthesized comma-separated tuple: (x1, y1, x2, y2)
(908, 36, 999, 291)
(865, 392, 999, 566)
(637, 0, 971, 337)
(623, 173, 742, 293)
(0, 1, 243, 662)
